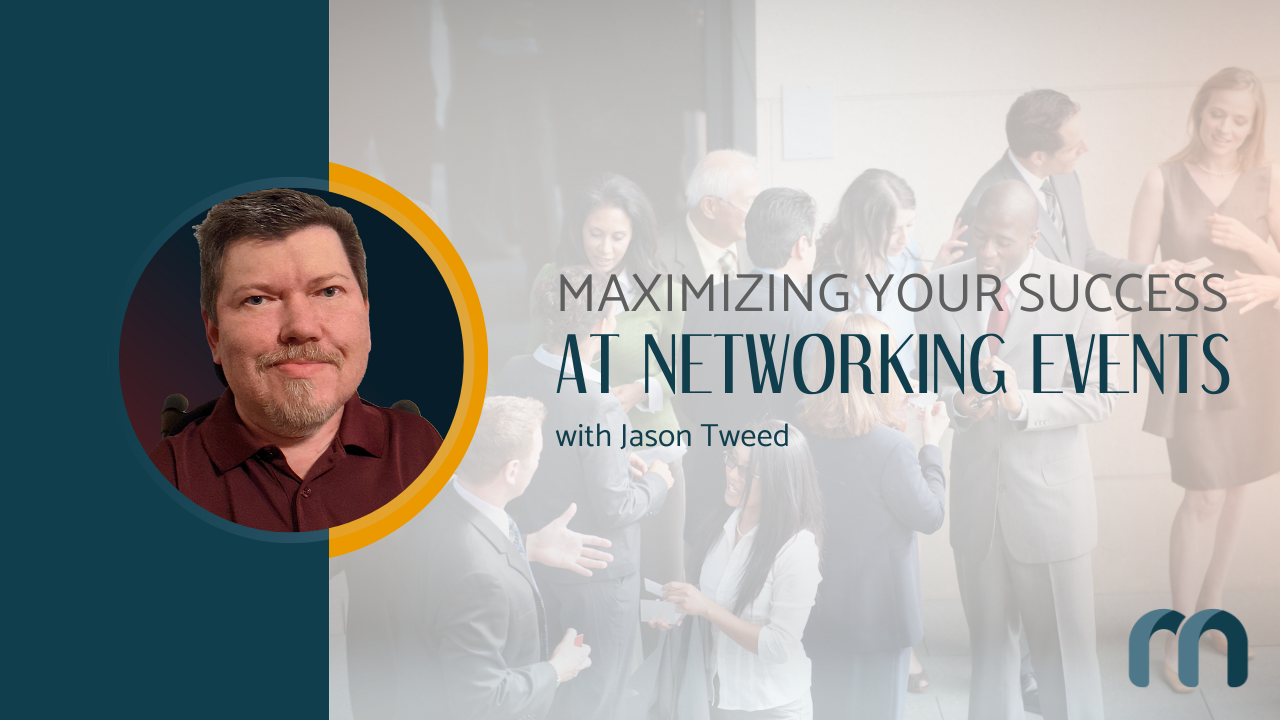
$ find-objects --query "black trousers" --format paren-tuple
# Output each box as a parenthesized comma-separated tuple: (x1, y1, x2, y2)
(539, 572, 641, 720)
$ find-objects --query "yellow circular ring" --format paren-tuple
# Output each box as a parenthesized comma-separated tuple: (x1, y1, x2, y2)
(326, 162, 487, 556)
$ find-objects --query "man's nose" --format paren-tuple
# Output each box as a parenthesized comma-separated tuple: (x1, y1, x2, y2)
(1079, 139, 1090, 154)
(279, 295, 323, 345)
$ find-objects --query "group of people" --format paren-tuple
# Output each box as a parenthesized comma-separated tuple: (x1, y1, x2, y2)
(345, 67, 1279, 720)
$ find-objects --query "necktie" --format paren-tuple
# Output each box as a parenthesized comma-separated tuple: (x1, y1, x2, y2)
(1041, 179, 1067, 240)
(986, 282, 1011, 357)
(509, 516, 549, 658)
(717, 250, 734, 279)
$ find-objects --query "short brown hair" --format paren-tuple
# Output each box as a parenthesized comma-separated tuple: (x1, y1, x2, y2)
(457, 396, 547, 483)
(1006, 89, 1080, 158)
(534, 265, 609, 348)
(798, 313, 904, 438)
(194, 189, 368, 325)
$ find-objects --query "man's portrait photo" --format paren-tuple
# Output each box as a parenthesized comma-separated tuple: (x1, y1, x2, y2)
(127, 188, 461, 532)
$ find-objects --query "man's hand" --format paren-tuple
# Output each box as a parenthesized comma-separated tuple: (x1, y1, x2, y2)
(919, 401, 951, 446)
(647, 459, 675, 490)
(1146, 258, 1186, 300)
(953, 386, 997, 421)
(1149, 258, 1186, 277)
(628, 453, 648, 480)
(611, 382, 648, 413)
(932, 216, 969, 269)
(980, 356, 1022, 416)
(1220, 270, 1280, 314)
(548, 628, 592, 683)
(525, 504, 613, 577)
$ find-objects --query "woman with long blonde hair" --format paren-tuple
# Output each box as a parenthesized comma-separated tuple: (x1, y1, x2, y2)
(1127, 66, 1280, 691)
(797, 313, 950, 720)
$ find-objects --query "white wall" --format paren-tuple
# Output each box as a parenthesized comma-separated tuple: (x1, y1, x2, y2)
(754, 0, 1280, 598)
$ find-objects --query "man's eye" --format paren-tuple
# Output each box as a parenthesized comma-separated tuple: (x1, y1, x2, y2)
(321, 286, 341, 298)
(244, 296, 265, 306)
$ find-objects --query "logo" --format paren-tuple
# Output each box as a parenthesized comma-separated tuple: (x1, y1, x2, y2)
(1129, 609, 1248, 688)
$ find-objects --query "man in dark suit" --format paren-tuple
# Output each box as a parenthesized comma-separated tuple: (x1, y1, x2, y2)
(346, 395, 611, 720)
(937, 89, 1180, 294)
(679, 187, 827, 537)
(494, 266, 675, 720)
(656, 149, 760, 282)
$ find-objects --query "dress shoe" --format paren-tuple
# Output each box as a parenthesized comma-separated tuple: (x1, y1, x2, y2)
(907, 668, 930, 694)
(1021, 672, 1042, 714)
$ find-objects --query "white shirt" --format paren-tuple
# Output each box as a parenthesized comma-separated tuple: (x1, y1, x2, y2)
(687, 213, 738, 280)
(1008, 149, 1049, 210)
(451, 477, 511, 538)
(699, 509, 821, 711)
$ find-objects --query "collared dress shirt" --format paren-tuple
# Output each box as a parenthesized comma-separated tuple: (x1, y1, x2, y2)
(1008, 149, 1050, 211)
(687, 213, 738, 280)
(700, 509, 821, 711)
(149, 388, 442, 531)
(452, 477, 512, 537)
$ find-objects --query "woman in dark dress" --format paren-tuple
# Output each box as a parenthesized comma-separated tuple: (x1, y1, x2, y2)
(797, 313, 950, 720)
(1127, 67, 1280, 691)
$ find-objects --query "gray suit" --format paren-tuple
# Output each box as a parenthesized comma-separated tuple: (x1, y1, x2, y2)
(918, 251, 1117, 720)
(655, 214, 755, 281)
(347, 485, 556, 720)
(957, 154, 1146, 293)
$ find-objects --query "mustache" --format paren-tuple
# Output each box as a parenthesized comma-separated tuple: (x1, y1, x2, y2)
(255, 343, 345, 373)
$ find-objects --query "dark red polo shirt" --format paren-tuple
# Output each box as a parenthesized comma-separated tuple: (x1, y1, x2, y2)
(149, 389, 443, 532)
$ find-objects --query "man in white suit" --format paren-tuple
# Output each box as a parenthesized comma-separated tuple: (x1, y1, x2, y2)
(919, 181, 1116, 720)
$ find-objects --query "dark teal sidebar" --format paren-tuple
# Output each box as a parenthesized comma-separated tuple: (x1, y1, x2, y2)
(8, 5, 328, 718)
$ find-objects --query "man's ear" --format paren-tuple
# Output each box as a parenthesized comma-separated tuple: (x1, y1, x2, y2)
(1028, 229, 1041, 251)
(698, 196, 719, 221)
(502, 458, 522, 486)
(792, 235, 812, 260)
(202, 310, 221, 364)
(1026, 150, 1048, 171)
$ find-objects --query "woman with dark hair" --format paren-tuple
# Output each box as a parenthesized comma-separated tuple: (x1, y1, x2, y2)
(529, 172, 689, 605)
(1127, 67, 1279, 691)
(652, 419, 824, 719)
(816, 169, 964, 376)
(797, 313, 949, 720)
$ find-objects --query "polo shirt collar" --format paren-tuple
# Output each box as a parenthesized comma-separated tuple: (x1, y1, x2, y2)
(200, 388, 384, 474)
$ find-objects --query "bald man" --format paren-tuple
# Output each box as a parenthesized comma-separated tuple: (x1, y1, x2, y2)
(918, 181, 1116, 720)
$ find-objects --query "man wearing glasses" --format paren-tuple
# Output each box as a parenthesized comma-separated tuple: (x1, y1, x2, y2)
(657, 149, 761, 282)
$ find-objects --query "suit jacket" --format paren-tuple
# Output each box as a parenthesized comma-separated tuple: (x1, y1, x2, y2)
(803, 426, 945, 652)
(916, 251, 1118, 564)
(347, 485, 557, 720)
(677, 271, 834, 428)
(655, 214, 755, 282)
(957, 154, 1146, 286)
(493, 355, 669, 584)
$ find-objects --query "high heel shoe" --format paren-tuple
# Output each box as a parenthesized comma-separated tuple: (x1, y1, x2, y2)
(1163, 663, 1193, 693)
(1208, 631, 1256, 659)
(907, 668, 930, 693)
